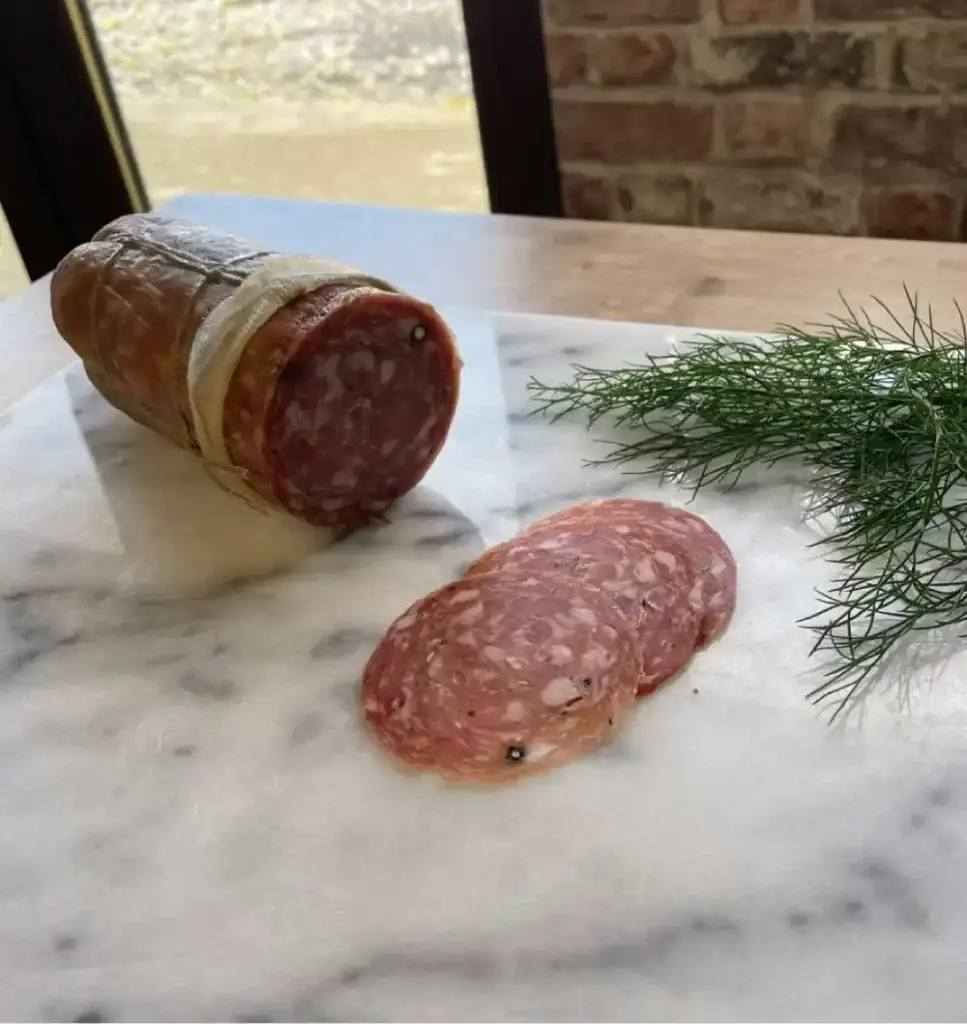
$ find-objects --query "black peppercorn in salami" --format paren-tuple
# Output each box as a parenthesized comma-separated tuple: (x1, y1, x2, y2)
(362, 569, 640, 782)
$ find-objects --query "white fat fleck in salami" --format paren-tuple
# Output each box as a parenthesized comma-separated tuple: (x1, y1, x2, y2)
(466, 519, 702, 696)
(454, 602, 485, 626)
(362, 570, 639, 782)
(570, 605, 599, 627)
(331, 469, 358, 489)
(379, 361, 397, 385)
(542, 677, 582, 705)
(653, 550, 679, 571)
(503, 702, 527, 723)
(548, 644, 573, 665)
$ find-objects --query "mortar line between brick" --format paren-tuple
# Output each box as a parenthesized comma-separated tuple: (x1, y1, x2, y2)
(546, 21, 967, 35)
(552, 85, 967, 108)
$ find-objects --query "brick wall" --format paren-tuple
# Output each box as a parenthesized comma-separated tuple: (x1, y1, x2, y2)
(543, 0, 967, 240)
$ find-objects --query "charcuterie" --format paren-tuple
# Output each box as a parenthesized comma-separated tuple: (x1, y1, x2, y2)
(362, 569, 640, 781)
(50, 213, 461, 530)
(362, 497, 736, 781)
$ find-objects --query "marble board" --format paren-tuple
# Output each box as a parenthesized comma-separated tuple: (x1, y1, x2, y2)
(1, 310, 967, 1022)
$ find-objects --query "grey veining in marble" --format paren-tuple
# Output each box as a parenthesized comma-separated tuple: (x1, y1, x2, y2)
(2, 310, 967, 1023)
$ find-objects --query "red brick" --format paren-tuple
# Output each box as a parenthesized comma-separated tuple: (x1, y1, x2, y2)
(895, 31, 967, 93)
(721, 97, 811, 161)
(615, 171, 696, 224)
(588, 32, 678, 86)
(831, 103, 967, 179)
(815, 0, 966, 19)
(553, 99, 714, 163)
(719, 0, 807, 24)
(543, 0, 700, 27)
(698, 171, 860, 234)
(690, 31, 876, 90)
(544, 32, 588, 87)
(562, 170, 614, 220)
(865, 188, 959, 240)
(831, 104, 929, 175)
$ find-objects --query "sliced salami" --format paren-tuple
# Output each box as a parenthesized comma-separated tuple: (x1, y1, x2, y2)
(521, 499, 737, 647)
(362, 570, 640, 782)
(466, 521, 701, 695)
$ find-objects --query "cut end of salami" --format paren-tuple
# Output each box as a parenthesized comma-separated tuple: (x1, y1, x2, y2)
(251, 287, 459, 529)
(362, 570, 640, 783)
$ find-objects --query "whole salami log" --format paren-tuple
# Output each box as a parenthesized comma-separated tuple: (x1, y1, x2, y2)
(466, 519, 701, 695)
(50, 213, 461, 530)
(362, 570, 640, 782)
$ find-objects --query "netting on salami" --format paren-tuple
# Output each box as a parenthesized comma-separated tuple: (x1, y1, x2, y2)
(363, 498, 737, 782)
(50, 213, 461, 530)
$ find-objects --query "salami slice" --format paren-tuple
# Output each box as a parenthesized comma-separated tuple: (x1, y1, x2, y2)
(521, 499, 737, 647)
(362, 570, 640, 782)
(50, 214, 461, 530)
(466, 522, 701, 695)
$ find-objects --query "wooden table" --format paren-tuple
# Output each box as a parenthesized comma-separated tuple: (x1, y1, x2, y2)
(4, 193, 967, 415)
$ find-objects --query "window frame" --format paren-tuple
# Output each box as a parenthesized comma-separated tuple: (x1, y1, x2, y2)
(460, 0, 563, 218)
(0, 0, 561, 282)
(0, 0, 148, 281)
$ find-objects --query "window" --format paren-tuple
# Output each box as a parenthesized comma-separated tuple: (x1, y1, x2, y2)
(91, 0, 489, 213)
(0, 0, 561, 283)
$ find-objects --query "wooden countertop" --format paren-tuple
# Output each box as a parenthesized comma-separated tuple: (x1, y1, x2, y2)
(4, 194, 967, 414)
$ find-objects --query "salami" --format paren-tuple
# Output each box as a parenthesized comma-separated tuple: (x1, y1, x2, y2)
(50, 213, 461, 530)
(519, 500, 737, 647)
(466, 520, 701, 695)
(362, 570, 640, 782)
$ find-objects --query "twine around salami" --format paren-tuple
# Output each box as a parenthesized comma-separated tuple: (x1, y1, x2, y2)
(186, 254, 399, 515)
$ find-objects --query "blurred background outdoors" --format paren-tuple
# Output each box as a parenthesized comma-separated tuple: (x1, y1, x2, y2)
(0, 0, 487, 298)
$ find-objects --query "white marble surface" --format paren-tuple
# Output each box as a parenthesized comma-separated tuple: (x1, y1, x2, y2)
(2, 310, 967, 1023)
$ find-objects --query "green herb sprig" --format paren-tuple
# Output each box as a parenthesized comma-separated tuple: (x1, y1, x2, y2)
(528, 292, 967, 718)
